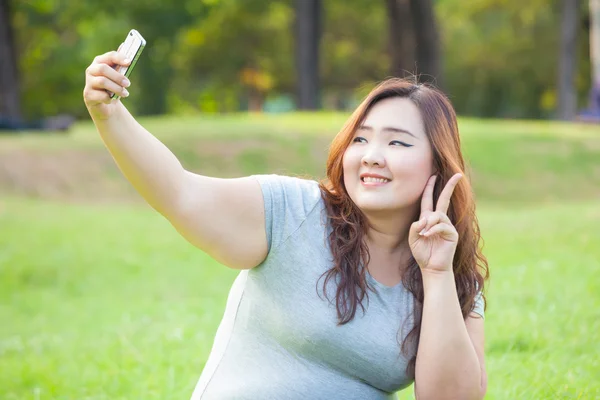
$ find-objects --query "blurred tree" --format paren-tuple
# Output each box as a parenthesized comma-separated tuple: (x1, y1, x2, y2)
(437, 0, 575, 118)
(12, 1, 131, 119)
(582, 0, 600, 118)
(120, 0, 197, 116)
(0, 0, 21, 119)
(385, 0, 415, 79)
(170, 0, 295, 113)
(557, 0, 580, 120)
(320, 0, 388, 108)
(409, 0, 442, 86)
(385, 0, 441, 86)
(7, 0, 595, 119)
(295, 0, 322, 110)
(591, 0, 600, 86)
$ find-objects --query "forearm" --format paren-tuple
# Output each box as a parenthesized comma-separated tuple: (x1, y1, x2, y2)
(92, 102, 186, 215)
(414, 270, 481, 400)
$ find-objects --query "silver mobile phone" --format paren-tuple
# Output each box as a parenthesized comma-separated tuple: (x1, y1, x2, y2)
(111, 29, 146, 100)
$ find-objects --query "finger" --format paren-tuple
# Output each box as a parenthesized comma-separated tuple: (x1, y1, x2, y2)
(87, 63, 131, 88)
(421, 223, 458, 240)
(435, 173, 463, 214)
(420, 175, 437, 217)
(413, 218, 426, 233)
(419, 211, 450, 235)
(111, 44, 125, 71)
(84, 89, 111, 104)
(410, 218, 426, 241)
(409, 218, 426, 244)
(89, 76, 129, 98)
(92, 50, 132, 69)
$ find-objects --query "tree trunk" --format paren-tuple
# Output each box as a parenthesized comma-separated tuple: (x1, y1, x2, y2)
(557, 0, 579, 120)
(385, 0, 415, 78)
(582, 0, 600, 117)
(0, 0, 21, 119)
(409, 0, 442, 88)
(591, 0, 600, 86)
(295, 0, 322, 110)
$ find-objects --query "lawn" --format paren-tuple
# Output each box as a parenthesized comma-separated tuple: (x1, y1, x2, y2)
(1, 113, 599, 399)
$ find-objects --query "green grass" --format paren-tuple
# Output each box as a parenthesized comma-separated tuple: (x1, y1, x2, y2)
(2, 113, 599, 204)
(1, 113, 600, 399)
(0, 198, 238, 400)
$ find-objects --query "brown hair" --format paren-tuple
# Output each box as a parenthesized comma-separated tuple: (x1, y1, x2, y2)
(316, 77, 489, 378)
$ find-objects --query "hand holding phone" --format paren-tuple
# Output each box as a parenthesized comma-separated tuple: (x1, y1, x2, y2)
(83, 29, 147, 120)
(111, 29, 146, 100)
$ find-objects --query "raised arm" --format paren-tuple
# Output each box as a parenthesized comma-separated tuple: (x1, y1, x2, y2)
(83, 49, 268, 270)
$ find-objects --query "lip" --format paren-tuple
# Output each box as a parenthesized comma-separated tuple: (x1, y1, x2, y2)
(360, 173, 391, 187)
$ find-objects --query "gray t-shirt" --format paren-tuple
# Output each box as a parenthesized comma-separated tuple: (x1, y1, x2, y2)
(191, 174, 484, 400)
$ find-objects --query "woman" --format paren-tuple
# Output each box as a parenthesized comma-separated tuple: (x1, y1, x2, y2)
(83, 50, 489, 400)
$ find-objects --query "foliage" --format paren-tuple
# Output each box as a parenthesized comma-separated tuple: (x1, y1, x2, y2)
(438, 0, 592, 118)
(10, 0, 594, 119)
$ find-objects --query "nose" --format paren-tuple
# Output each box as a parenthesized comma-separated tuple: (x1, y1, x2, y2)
(361, 147, 385, 168)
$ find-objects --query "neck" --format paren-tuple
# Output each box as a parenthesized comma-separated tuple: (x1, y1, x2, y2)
(363, 207, 419, 258)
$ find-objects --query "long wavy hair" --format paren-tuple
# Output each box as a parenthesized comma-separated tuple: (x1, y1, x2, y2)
(316, 77, 489, 378)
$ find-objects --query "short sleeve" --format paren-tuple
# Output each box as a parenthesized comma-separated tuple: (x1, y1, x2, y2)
(471, 289, 485, 319)
(251, 174, 322, 254)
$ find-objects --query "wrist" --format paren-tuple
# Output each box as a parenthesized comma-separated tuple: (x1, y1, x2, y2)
(421, 268, 455, 290)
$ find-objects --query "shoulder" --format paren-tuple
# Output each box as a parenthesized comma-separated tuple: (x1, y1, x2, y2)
(252, 173, 320, 190)
(251, 173, 323, 208)
(250, 174, 325, 252)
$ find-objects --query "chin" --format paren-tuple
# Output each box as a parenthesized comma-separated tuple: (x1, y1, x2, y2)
(354, 198, 397, 213)
(354, 193, 415, 214)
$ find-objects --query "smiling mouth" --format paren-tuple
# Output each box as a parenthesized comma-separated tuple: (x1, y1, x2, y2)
(361, 177, 391, 184)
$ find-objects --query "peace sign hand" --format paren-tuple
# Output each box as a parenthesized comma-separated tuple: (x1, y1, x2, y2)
(409, 173, 463, 274)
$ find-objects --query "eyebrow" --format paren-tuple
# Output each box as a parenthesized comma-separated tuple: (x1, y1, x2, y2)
(358, 124, 418, 139)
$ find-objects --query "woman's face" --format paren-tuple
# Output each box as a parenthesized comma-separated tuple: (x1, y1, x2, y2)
(342, 97, 435, 214)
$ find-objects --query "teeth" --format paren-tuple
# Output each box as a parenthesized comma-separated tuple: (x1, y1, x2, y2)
(362, 177, 389, 183)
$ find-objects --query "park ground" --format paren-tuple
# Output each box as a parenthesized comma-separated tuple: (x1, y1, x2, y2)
(1, 113, 599, 399)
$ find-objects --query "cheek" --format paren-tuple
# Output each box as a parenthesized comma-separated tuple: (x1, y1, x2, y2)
(342, 150, 364, 201)
(391, 150, 433, 177)
(342, 149, 360, 176)
(389, 151, 434, 202)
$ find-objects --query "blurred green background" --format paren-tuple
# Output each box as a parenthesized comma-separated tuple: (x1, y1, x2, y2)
(3, 0, 598, 120)
(1, 0, 600, 399)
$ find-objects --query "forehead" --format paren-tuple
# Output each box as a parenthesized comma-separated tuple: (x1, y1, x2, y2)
(361, 97, 425, 138)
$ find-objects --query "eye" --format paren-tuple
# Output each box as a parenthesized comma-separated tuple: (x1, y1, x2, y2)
(353, 137, 367, 143)
(390, 140, 413, 147)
